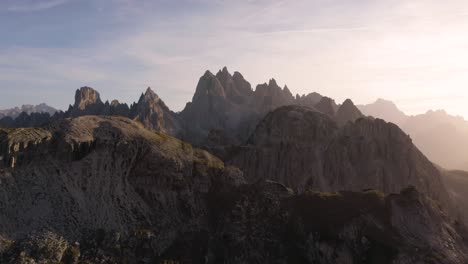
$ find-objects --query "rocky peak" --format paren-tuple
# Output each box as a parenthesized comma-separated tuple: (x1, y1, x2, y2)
(296, 92, 323, 108)
(253, 79, 295, 113)
(110, 100, 120, 107)
(139, 87, 160, 104)
(336, 99, 363, 126)
(74, 87, 103, 110)
(192, 70, 226, 104)
(67, 87, 105, 117)
(314, 96, 338, 117)
(249, 105, 337, 146)
(132, 87, 180, 134)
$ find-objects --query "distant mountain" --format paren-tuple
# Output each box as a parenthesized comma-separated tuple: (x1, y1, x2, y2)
(0, 103, 58, 119)
(359, 99, 468, 170)
(358, 98, 408, 125)
(0, 67, 362, 147)
(1, 68, 467, 263)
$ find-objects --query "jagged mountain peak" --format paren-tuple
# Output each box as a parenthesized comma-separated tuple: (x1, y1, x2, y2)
(336, 98, 364, 126)
(202, 69, 215, 78)
(216, 66, 231, 76)
(315, 96, 338, 116)
(268, 78, 279, 88)
(74, 86, 103, 110)
(141, 87, 160, 102)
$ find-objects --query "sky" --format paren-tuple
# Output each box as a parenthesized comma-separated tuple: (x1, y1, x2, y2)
(1, 0, 468, 118)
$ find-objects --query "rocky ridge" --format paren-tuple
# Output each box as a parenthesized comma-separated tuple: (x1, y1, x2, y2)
(359, 99, 468, 170)
(0, 116, 466, 263)
(0, 67, 363, 146)
(227, 105, 451, 210)
(0, 104, 57, 119)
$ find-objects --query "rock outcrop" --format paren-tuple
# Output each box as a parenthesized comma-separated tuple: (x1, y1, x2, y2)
(336, 99, 364, 126)
(130, 87, 182, 135)
(0, 117, 466, 263)
(296, 92, 323, 108)
(314, 96, 338, 117)
(67, 87, 105, 117)
(228, 105, 451, 210)
(180, 68, 298, 144)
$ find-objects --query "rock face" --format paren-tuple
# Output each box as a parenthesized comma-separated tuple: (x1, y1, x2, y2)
(1, 68, 367, 149)
(314, 96, 338, 117)
(180, 68, 329, 145)
(440, 168, 468, 224)
(359, 99, 468, 170)
(0, 116, 232, 240)
(0, 116, 467, 263)
(228, 105, 451, 209)
(130, 87, 182, 135)
(336, 99, 364, 126)
(68, 87, 105, 117)
(296, 92, 323, 108)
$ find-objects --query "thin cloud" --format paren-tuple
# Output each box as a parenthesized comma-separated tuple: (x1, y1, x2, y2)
(7, 0, 69, 12)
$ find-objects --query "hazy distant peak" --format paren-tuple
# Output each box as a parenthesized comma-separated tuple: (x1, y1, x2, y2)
(358, 98, 408, 125)
(375, 98, 396, 105)
(426, 109, 447, 115)
(336, 99, 363, 126)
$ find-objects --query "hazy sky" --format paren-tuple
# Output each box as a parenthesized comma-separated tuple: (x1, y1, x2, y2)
(1, 0, 468, 118)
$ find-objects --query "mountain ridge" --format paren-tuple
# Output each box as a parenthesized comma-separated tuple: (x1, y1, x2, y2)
(359, 99, 468, 170)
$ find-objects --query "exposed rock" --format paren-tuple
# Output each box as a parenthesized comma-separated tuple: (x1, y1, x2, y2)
(228, 105, 452, 211)
(68, 87, 105, 117)
(131, 87, 182, 135)
(108, 100, 130, 116)
(0, 112, 466, 263)
(252, 79, 295, 113)
(336, 99, 364, 126)
(1, 178, 467, 263)
(314, 96, 338, 117)
(216, 67, 253, 104)
(296, 92, 323, 108)
(440, 168, 468, 224)
(0, 116, 232, 241)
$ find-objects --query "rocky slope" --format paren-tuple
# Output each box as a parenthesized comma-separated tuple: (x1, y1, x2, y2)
(359, 99, 468, 170)
(0, 116, 467, 263)
(440, 169, 468, 223)
(228, 105, 451, 210)
(130, 87, 182, 135)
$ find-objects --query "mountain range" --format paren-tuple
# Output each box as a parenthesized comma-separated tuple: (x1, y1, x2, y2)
(0, 104, 58, 119)
(1, 68, 468, 263)
(359, 99, 468, 170)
